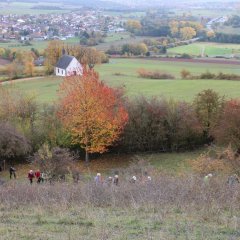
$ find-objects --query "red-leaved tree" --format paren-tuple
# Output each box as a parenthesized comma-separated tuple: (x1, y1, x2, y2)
(58, 68, 128, 163)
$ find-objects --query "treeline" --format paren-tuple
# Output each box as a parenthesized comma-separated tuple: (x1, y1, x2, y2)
(0, 41, 108, 79)
(209, 32, 240, 44)
(224, 15, 240, 28)
(107, 43, 148, 56)
(125, 13, 203, 40)
(79, 31, 105, 46)
(44, 40, 109, 74)
(0, 83, 239, 164)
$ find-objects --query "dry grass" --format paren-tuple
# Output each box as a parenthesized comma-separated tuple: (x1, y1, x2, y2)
(0, 173, 240, 239)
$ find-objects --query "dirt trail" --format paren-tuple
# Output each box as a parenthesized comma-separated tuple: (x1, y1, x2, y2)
(1, 76, 46, 85)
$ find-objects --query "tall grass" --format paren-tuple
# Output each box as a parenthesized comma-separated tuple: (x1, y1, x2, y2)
(1, 175, 239, 213)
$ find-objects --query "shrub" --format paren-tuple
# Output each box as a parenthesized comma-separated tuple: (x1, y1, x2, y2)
(137, 68, 175, 79)
(193, 89, 225, 141)
(119, 97, 202, 152)
(178, 53, 192, 59)
(190, 146, 240, 175)
(216, 72, 240, 80)
(182, 71, 240, 81)
(180, 69, 191, 79)
(32, 144, 77, 181)
(214, 99, 240, 149)
(0, 121, 31, 161)
(199, 71, 216, 79)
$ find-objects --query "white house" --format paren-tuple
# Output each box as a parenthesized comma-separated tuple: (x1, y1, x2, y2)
(55, 55, 83, 77)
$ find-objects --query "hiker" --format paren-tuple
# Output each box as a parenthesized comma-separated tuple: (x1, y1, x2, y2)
(147, 176, 152, 182)
(227, 174, 239, 186)
(9, 166, 16, 179)
(131, 176, 137, 183)
(94, 173, 102, 185)
(28, 170, 35, 184)
(41, 172, 48, 183)
(113, 175, 119, 186)
(204, 173, 212, 184)
(106, 176, 113, 186)
(35, 170, 42, 183)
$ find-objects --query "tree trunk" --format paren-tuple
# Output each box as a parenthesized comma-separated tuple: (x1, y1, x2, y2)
(85, 150, 89, 166)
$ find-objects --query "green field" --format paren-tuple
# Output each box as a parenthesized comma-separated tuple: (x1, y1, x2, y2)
(8, 58, 240, 103)
(96, 33, 160, 51)
(168, 42, 240, 57)
(0, 1, 72, 15)
(104, 33, 131, 43)
(103, 10, 146, 19)
(0, 37, 81, 52)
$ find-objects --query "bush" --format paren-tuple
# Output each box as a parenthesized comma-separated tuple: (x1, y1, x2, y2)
(214, 100, 240, 149)
(186, 71, 240, 81)
(193, 89, 225, 141)
(216, 72, 240, 80)
(177, 53, 192, 59)
(199, 71, 216, 79)
(0, 121, 31, 161)
(32, 144, 77, 181)
(180, 69, 191, 79)
(137, 68, 175, 79)
(190, 146, 240, 175)
(119, 97, 202, 152)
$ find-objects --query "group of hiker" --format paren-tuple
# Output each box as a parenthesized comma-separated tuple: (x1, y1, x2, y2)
(2, 165, 240, 187)
(6, 167, 45, 184)
(204, 173, 240, 186)
(27, 170, 45, 184)
(94, 172, 152, 186)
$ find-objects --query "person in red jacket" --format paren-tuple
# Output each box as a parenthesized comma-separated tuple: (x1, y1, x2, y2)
(28, 170, 35, 184)
(35, 170, 41, 184)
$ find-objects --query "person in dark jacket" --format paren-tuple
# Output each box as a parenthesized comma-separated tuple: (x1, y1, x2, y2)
(28, 170, 35, 184)
(9, 166, 16, 179)
(113, 175, 119, 186)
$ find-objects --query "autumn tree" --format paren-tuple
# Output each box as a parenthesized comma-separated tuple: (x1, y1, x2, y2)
(193, 89, 225, 140)
(169, 20, 179, 37)
(23, 52, 35, 76)
(206, 30, 215, 39)
(58, 68, 128, 163)
(125, 20, 142, 33)
(80, 47, 102, 68)
(44, 40, 64, 74)
(44, 41, 106, 72)
(180, 27, 196, 40)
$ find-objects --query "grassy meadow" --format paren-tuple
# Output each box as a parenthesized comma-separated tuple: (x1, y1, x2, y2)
(9, 58, 240, 103)
(168, 42, 240, 57)
(0, 37, 81, 52)
(0, 1, 72, 15)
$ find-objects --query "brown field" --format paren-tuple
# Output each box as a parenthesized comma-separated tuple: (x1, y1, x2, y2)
(0, 58, 10, 65)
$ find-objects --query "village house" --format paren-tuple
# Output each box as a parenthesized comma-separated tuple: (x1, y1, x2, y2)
(55, 55, 83, 77)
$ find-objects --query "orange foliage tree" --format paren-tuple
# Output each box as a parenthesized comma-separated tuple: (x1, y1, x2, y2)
(58, 68, 128, 163)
